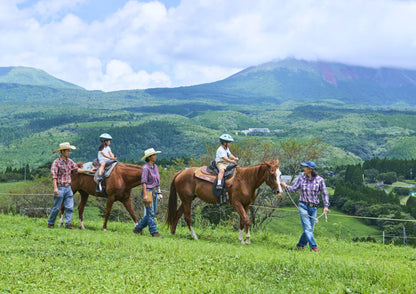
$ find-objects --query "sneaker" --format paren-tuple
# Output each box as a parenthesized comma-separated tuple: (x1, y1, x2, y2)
(311, 247, 320, 253)
(297, 246, 305, 250)
(151, 232, 163, 238)
(133, 228, 143, 235)
(66, 223, 77, 230)
(47, 223, 54, 229)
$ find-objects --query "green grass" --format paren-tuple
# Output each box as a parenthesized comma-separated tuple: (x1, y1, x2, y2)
(1, 213, 415, 293)
(0, 181, 32, 193)
(266, 207, 382, 242)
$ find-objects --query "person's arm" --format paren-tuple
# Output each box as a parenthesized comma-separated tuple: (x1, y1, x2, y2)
(51, 160, 59, 195)
(229, 153, 239, 162)
(141, 168, 149, 202)
(282, 177, 302, 193)
(52, 178, 59, 195)
(320, 178, 330, 214)
(101, 151, 117, 160)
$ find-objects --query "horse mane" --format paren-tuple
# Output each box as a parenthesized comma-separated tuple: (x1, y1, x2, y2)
(120, 163, 142, 169)
(238, 160, 279, 180)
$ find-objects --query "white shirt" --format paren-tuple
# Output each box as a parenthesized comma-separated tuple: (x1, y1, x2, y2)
(215, 146, 230, 162)
(98, 146, 112, 163)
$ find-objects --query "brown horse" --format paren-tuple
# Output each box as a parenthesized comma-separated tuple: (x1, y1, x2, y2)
(60, 162, 142, 230)
(167, 160, 282, 244)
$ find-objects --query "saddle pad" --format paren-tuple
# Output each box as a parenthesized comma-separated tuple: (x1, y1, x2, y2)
(194, 166, 237, 187)
(104, 162, 118, 177)
(80, 162, 95, 175)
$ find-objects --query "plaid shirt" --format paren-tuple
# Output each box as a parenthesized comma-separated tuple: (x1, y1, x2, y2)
(141, 163, 160, 189)
(286, 174, 330, 207)
(51, 157, 78, 185)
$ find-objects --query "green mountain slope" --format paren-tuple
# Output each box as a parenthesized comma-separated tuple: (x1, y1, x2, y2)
(146, 58, 416, 106)
(1, 59, 416, 170)
(0, 66, 84, 90)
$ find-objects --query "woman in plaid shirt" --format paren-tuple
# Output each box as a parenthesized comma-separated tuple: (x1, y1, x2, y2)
(133, 148, 163, 238)
(281, 161, 329, 252)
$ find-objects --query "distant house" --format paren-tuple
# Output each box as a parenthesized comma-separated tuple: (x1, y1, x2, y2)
(240, 128, 270, 135)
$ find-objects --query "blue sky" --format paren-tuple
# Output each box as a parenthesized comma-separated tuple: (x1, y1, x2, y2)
(2, 0, 416, 91)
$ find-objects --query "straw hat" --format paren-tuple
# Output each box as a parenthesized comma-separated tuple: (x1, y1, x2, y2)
(141, 148, 161, 161)
(53, 142, 76, 154)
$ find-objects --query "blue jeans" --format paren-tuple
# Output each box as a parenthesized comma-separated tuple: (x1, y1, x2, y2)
(136, 189, 158, 234)
(48, 186, 74, 226)
(143, 192, 158, 216)
(297, 202, 318, 249)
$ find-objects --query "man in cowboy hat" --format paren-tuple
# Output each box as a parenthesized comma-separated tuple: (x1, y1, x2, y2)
(133, 148, 163, 238)
(47, 142, 95, 229)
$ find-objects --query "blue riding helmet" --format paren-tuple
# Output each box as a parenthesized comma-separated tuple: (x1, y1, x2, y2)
(99, 133, 113, 141)
(219, 134, 234, 142)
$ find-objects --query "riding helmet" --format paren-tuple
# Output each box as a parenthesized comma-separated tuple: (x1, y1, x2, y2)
(99, 133, 113, 141)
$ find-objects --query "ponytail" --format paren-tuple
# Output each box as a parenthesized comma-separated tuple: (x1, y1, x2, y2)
(98, 142, 105, 151)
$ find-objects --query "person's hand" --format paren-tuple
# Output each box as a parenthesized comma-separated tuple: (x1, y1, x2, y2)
(54, 187, 59, 195)
(324, 207, 329, 215)
(281, 182, 287, 188)
(113, 156, 117, 160)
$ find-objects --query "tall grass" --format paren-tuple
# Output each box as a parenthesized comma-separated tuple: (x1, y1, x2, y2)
(1, 214, 415, 293)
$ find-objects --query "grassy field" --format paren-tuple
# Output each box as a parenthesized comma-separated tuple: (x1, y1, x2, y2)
(1, 213, 415, 293)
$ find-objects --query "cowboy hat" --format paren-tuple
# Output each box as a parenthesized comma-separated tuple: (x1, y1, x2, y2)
(141, 148, 161, 161)
(53, 142, 76, 154)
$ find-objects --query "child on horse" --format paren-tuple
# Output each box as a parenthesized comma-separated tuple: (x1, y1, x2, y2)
(215, 134, 239, 189)
(97, 133, 117, 181)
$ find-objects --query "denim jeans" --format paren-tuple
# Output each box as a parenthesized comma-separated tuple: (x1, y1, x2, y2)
(48, 186, 74, 226)
(143, 191, 158, 216)
(136, 189, 158, 234)
(297, 202, 318, 249)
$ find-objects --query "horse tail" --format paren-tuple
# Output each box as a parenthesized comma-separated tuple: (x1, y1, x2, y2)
(166, 171, 181, 228)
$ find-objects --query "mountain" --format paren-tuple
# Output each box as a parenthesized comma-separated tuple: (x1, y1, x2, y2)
(0, 66, 84, 90)
(146, 58, 416, 106)
(1, 58, 416, 170)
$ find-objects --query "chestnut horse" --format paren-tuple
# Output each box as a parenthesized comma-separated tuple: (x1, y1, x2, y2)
(167, 160, 282, 244)
(60, 162, 142, 230)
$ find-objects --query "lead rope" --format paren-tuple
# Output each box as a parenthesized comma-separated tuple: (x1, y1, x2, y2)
(284, 187, 326, 223)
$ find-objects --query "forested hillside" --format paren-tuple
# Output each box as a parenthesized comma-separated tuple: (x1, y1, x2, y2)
(1, 59, 416, 170)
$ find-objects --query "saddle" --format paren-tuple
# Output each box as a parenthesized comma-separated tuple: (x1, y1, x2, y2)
(194, 162, 237, 188)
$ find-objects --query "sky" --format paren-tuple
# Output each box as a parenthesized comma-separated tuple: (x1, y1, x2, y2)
(1, 0, 416, 91)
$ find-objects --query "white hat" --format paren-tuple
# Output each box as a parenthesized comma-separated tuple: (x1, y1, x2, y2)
(53, 142, 76, 154)
(141, 148, 161, 161)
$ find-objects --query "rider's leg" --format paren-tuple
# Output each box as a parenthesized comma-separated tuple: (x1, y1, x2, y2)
(217, 169, 225, 189)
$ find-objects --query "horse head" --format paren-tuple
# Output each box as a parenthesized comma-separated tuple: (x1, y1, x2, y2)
(264, 159, 283, 196)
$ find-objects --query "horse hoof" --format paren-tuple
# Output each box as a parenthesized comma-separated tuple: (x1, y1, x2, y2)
(245, 240, 251, 245)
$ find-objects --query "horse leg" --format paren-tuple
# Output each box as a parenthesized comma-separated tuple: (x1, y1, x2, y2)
(171, 203, 184, 235)
(58, 204, 65, 227)
(183, 201, 198, 240)
(231, 201, 250, 244)
(243, 205, 251, 245)
(77, 191, 89, 229)
(103, 198, 115, 231)
(121, 196, 138, 227)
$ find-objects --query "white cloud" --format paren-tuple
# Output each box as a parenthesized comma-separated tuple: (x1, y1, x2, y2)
(96, 59, 172, 91)
(1, 0, 416, 91)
